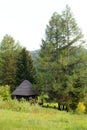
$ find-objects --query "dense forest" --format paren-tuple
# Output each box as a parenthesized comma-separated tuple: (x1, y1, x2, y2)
(0, 5, 87, 112)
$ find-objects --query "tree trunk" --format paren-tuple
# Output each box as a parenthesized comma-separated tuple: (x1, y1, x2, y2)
(63, 104, 65, 110)
(58, 102, 61, 110)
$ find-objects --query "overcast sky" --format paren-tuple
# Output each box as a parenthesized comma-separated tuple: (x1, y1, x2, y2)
(0, 0, 87, 51)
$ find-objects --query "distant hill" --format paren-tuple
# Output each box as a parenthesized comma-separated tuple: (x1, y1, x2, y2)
(30, 49, 40, 58)
(30, 47, 87, 66)
(30, 49, 40, 66)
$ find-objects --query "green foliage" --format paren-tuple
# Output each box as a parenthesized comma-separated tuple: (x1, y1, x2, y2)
(38, 5, 87, 111)
(29, 98, 36, 105)
(0, 85, 11, 100)
(0, 34, 37, 90)
(16, 47, 37, 86)
(38, 92, 48, 104)
(0, 98, 39, 112)
(43, 102, 58, 109)
(0, 34, 22, 90)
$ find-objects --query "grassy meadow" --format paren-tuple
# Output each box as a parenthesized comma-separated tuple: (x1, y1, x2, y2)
(0, 103, 87, 130)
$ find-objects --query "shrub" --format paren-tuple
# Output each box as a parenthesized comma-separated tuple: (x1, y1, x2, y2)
(0, 85, 11, 100)
(76, 102, 86, 114)
(0, 98, 41, 113)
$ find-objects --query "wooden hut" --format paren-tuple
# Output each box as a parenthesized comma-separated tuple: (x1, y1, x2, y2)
(12, 80, 38, 101)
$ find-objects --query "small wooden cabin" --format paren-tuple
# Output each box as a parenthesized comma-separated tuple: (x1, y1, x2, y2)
(12, 80, 38, 101)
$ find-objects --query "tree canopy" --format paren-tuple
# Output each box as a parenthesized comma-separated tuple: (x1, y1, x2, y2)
(38, 5, 87, 111)
(0, 34, 36, 91)
(16, 47, 37, 86)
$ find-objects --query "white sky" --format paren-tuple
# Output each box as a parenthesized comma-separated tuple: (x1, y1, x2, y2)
(0, 0, 87, 51)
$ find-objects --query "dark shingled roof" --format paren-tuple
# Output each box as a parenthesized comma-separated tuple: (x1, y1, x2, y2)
(12, 80, 38, 96)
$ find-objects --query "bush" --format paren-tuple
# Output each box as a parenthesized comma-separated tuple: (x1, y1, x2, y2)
(0, 85, 11, 100)
(0, 99, 41, 113)
(76, 102, 86, 114)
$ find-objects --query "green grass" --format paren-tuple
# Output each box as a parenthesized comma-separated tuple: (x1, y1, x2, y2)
(0, 106, 87, 130)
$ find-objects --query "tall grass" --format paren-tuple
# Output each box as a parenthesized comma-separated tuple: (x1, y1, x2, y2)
(0, 99, 87, 129)
(0, 108, 87, 130)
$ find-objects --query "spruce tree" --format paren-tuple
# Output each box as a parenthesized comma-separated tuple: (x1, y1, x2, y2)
(16, 48, 36, 86)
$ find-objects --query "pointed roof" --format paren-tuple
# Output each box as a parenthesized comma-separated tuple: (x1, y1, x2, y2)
(12, 80, 38, 96)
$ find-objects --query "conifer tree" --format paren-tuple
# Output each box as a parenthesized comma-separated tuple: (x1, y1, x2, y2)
(0, 34, 22, 90)
(38, 5, 87, 111)
(16, 48, 36, 86)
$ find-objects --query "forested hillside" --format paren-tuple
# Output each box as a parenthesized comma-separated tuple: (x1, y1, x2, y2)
(30, 49, 40, 58)
(0, 5, 87, 113)
(30, 49, 40, 66)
